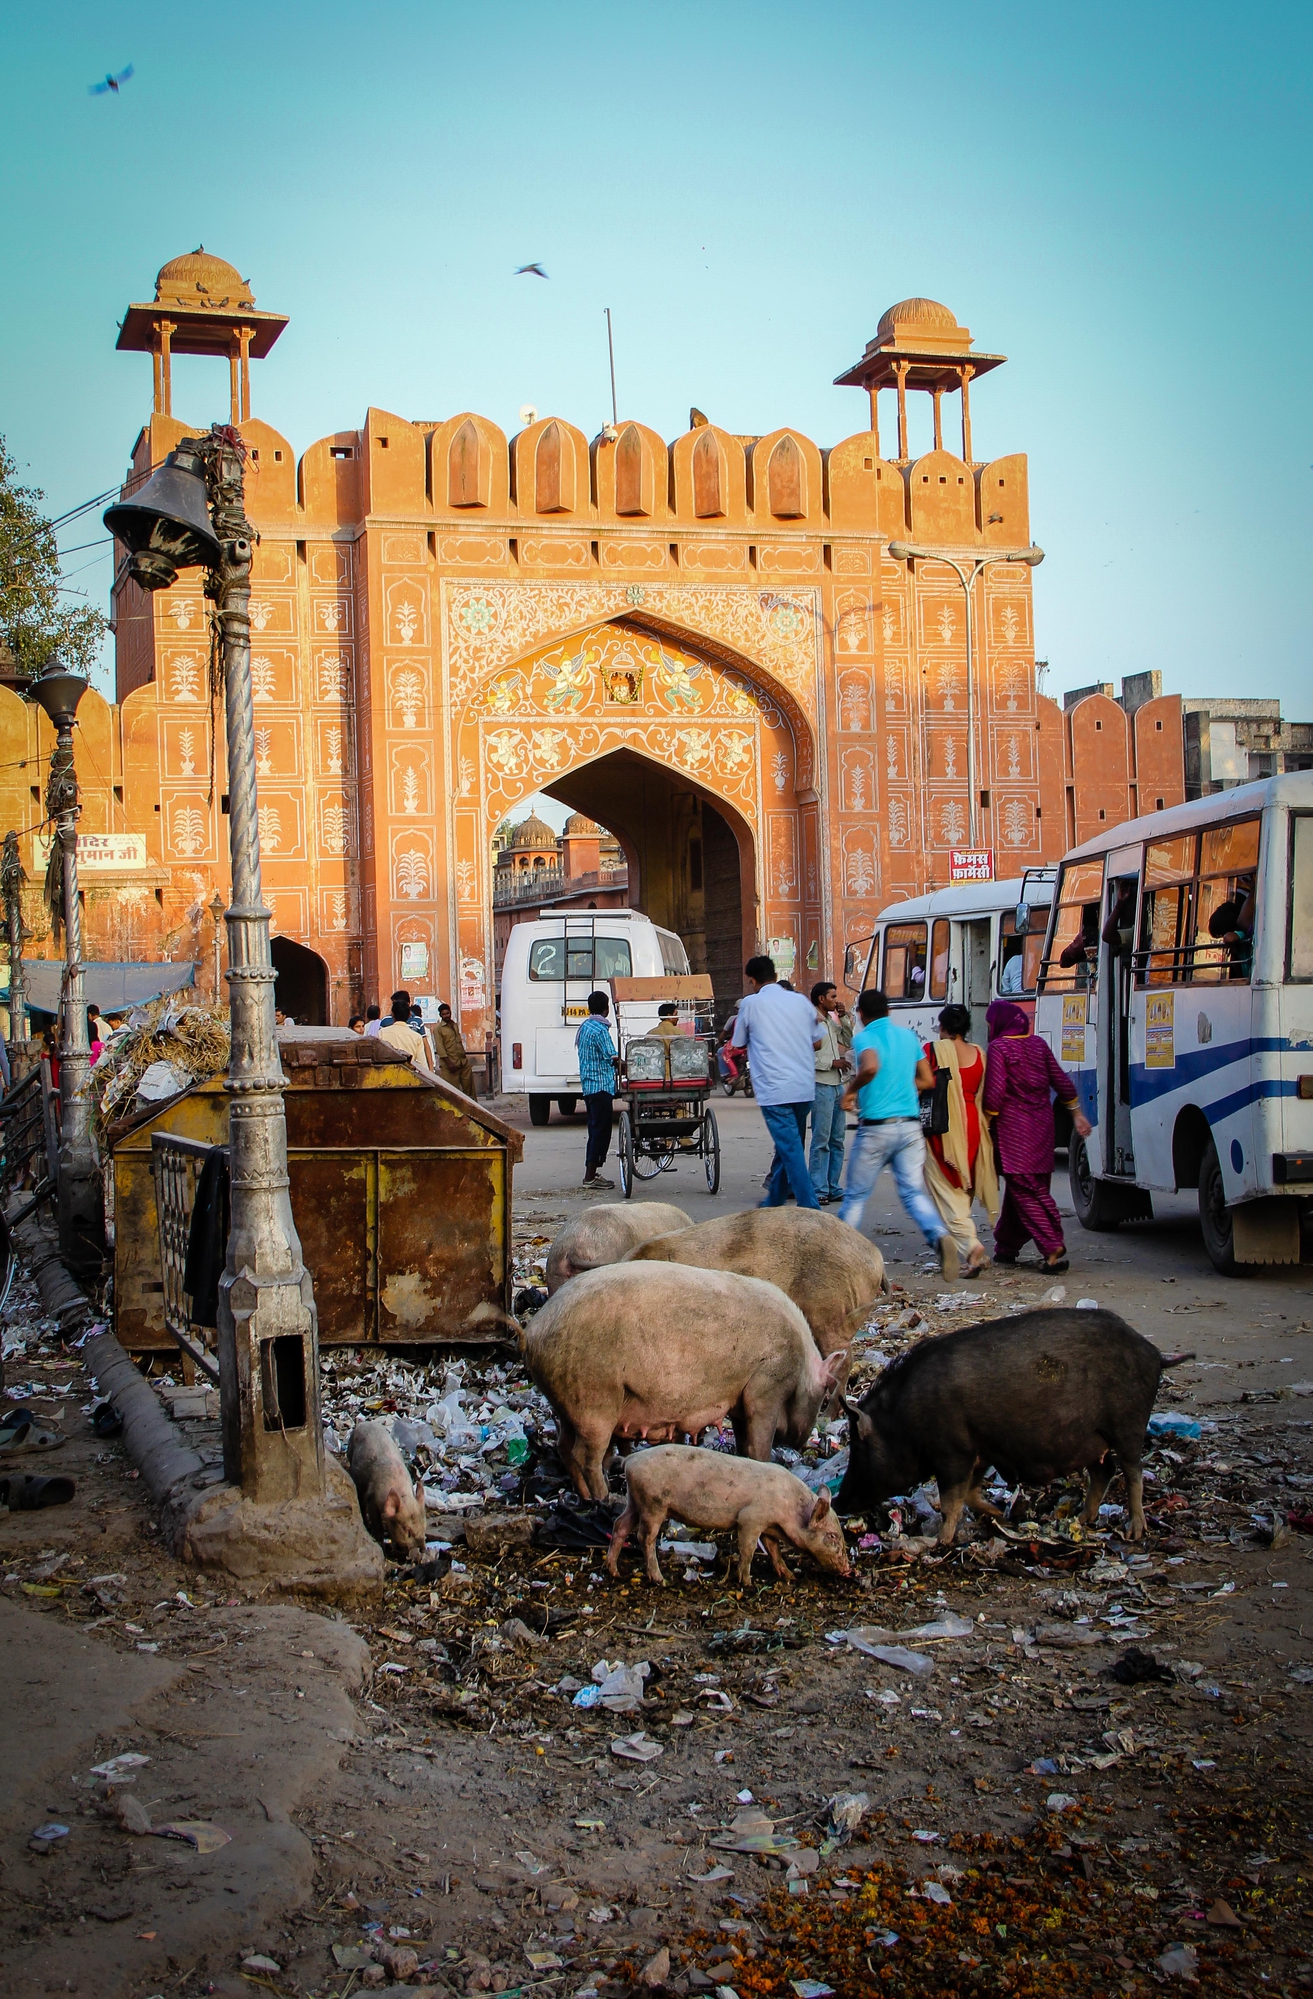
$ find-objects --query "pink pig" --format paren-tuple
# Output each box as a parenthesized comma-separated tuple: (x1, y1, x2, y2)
(607, 1443, 851, 1587)
(346, 1420, 428, 1559)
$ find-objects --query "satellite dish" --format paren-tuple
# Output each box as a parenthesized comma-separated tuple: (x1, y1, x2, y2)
(519, 404, 539, 428)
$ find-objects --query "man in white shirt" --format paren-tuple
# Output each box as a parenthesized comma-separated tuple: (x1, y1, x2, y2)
(731, 954, 825, 1209)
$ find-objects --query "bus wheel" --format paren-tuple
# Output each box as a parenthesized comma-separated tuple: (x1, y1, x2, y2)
(528, 1095, 552, 1128)
(1199, 1138, 1242, 1276)
(1068, 1132, 1122, 1232)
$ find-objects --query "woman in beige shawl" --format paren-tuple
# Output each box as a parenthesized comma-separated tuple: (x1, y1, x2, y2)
(920, 1003, 999, 1277)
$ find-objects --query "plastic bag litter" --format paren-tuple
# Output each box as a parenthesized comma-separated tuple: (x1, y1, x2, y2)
(799, 1448, 848, 1493)
(1148, 1412, 1202, 1440)
(594, 1658, 650, 1711)
(826, 1632, 934, 1675)
(134, 1059, 191, 1103)
(827, 1791, 869, 1834)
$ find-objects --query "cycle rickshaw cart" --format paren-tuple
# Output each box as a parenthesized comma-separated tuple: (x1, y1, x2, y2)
(609, 975, 720, 1197)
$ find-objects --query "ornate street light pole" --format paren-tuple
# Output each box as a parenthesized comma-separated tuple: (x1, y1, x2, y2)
(106, 433, 323, 1504)
(26, 662, 101, 1273)
(209, 890, 225, 1004)
(2, 829, 37, 1084)
(888, 541, 1044, 854)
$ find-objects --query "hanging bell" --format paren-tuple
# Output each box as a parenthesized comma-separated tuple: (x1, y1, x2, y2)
(104, 440, 222, 590)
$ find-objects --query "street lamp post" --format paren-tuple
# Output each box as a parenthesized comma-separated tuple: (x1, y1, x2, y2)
(2, 829, 37, 1084)
(209, 890, 225, 1004)
(25, 662, 100, 1273)
(106, 432, 323, 1505)
(888, 541, 1044, 852)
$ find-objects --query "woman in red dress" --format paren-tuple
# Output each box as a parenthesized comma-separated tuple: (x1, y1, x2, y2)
(921, 1003, 998, 1278)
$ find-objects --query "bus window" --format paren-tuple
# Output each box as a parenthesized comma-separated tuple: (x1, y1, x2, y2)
(1138, 835, 1197, 987)
(999, 912, 1043, 994)
(1039, 860, 1104, 991)
(593, 936, 634, 980)
(1291, 816, 1313, 981)
(1192, 819, 1260, 984)
(657, 929, 690, 975)
(881, 921, 927, 1000)
(567, 939, 594, 980)
(928, 919, 950, 1000)
(528, 939, 565, 981)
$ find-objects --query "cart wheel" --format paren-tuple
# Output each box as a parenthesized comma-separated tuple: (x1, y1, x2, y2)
(703, 1108, 721, 1194)
(617, 1112, 634, 1198)
(633, 1141, 665, 1179)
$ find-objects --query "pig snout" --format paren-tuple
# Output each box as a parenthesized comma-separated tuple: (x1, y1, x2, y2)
(799, 1487, 850, 1577)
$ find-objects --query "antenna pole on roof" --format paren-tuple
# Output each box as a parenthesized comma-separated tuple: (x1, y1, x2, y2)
(605, 308, 618, 429)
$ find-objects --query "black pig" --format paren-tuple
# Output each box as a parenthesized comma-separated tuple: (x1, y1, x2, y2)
(838, 1308, 1192, 1542)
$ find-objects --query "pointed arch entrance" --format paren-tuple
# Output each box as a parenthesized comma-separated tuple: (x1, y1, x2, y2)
(271, 935, 329, 1024)
(542, 750, 750, 1016)
(440, 611, 826, 1039)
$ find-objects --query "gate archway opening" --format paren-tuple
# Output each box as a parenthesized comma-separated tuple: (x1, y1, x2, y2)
(272, 935, 329, 1025)
(541, 747, 752, 1020)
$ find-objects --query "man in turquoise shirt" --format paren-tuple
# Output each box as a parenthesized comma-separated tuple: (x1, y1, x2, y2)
(839, 989, 959, 1279)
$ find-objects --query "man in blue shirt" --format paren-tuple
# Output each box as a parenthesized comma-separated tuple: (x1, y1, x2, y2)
(574, 989, 619, 1190)
(732, 954, 825, 1209)
(839, 989, 959, 1278)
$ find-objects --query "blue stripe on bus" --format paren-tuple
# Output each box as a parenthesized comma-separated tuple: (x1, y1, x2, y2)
(1198, 1076, 1298, 1126)
(1129, 1035, 1292, 1107)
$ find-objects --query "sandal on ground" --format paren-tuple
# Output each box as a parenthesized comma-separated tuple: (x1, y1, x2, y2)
(0, 1421, 65, 1456)
(0, 1473, 76, 1510)
(992, 1253, 1017, 1266)
(964, 1251, 990, 1278)
(1043, 1256, 1070, 1274)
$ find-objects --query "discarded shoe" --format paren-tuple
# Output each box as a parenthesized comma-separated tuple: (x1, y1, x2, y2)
(91, 1402, 123, 1439)
(0, 1416, 65, 1455)
(0, 1473, 76, 1510)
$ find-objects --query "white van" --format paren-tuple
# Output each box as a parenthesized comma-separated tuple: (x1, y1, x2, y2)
(1035, 772, 1313, 1274)
(500, 911, 691, 1126)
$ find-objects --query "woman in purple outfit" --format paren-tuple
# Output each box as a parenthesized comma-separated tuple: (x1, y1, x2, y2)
(981, 999, 1092, 1273)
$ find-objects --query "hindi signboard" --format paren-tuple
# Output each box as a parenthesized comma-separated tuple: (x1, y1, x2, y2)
(949, 849, 994, 883)
(35, 832, 148, 874)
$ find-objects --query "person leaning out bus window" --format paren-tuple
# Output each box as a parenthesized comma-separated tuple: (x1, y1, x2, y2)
(921, 1004, 998, 1278)
(1207, 875, 1257, 980)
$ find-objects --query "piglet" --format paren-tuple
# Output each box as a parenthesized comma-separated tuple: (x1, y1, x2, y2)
(607, 1443, 851, 1587)
(346, 1420, 428, 1558)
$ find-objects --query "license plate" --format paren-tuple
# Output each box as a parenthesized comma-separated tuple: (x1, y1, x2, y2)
(563, 1004, 588, 1021)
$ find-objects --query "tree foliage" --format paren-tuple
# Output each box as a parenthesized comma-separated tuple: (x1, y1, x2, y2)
(0, 437, 107, 678)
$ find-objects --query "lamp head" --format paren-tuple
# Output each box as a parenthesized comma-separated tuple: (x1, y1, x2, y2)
(887, 541, 913, 560)
(209, 891, 225, 919)
(104, 440, 222, 591)
(26, 659, 90, 729)
(1012, 545, 1045, 567)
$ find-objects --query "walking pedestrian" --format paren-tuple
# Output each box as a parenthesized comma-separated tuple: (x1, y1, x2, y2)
(731, 955, 823, 1210)
(808, 981, 850, 1203)
(838, 990, 960, 1279)
(575, 989, 618, 1190)
(981, 998, 1092, 1274)
(433, 1001, 476, 1096)
(920, 1003, 998, 1277)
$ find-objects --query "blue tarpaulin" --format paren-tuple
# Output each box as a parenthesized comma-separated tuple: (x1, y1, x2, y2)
(1, 960, 198, 1016)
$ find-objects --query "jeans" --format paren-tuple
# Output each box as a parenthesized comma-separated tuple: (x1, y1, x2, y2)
(584, 1092, 614, 1175)
(809, 1081, 847, 1197)
(759, 1101, 821, 1209)
(840, 1118, 946, 1246)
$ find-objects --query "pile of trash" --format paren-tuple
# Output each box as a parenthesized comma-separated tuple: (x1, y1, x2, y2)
(90, 992, 228, 1131)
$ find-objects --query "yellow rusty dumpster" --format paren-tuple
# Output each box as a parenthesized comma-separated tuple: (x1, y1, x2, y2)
(109, 1036, 522, 1357)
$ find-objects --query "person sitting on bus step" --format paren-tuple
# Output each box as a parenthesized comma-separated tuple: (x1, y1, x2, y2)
(575, 989, 619, 1189)
(1207, 877, 1257, 979)
(999, 949, 1025, 994)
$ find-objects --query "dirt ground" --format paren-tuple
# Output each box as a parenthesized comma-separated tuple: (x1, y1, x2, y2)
(3, 1142, 1312, 1999)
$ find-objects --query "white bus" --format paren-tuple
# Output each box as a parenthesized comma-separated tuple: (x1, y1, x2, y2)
(1034, 772, 1313, 1274)
(844, 868, 1058, 1049)
(500, 910, 691, 1126)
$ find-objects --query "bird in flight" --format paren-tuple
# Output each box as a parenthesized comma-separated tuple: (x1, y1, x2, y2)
(90, 63, 134, 94)
(514, 262, 548, 279)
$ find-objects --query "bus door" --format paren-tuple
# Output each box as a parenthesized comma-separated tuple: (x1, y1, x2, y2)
(1101, 850, 1141, 1178)
(963, 919, 993, 1045)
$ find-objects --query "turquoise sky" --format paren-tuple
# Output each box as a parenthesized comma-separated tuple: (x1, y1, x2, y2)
(3, 1, 1309, 714)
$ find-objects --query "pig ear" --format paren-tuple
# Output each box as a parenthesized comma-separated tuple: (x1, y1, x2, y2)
(382, 1490, 400, 1520)
(810, 1489, 832, 1524)
(823, 1348, 849, 1384)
